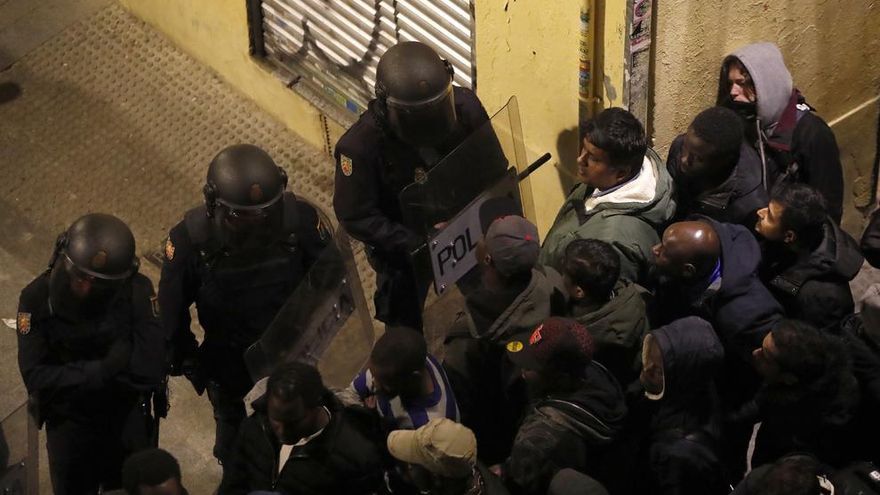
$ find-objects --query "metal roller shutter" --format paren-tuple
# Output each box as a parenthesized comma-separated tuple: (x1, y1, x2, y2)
(252, 0, 476, 118)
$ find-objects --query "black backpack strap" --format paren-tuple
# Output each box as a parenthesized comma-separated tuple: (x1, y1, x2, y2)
(280, 192, 302, 251)
(183, 204, 221, 270)
(183, 205, 211, 247)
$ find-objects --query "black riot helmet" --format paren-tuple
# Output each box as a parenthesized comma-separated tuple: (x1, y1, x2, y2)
(375, 42, 458, 147)
(204, 144, 289, 252)
(48, 213, 139, 321)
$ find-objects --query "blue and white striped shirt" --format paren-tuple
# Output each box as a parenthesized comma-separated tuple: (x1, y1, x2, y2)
(349, 354, 460, 430)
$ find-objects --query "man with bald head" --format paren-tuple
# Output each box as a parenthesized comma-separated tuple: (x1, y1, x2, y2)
(653, 221, 720, 283)
(651, 218, 782, 360)
(651, 217, 784, 481)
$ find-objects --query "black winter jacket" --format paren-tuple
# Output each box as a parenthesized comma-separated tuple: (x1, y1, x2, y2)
(653, 218, 783, 361)
(503, 362, 628, 495)
(218, 393, 384, 495)
(444, 266, 568, 464)
(762, 218, 863, 329)
(17, 272, 165, 423)
(628, 317, 727, 495)
(652, 218, 784, 409)
(764, 103, 844, 225)
(834, 314, 880, 463)
(333, 87, 494, 258)
(860, 208, 880, 268)
(667, 137, 768, 229)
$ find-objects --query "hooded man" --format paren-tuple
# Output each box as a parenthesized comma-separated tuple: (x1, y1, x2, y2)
(500, 317, 628, 495)
(756, 183, 863, 329)
(650, 218, 785, 477)
(717, 42, 844, 223)
(631, 317, 727, 495)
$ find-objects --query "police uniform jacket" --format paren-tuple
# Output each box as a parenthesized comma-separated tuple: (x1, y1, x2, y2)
(17, 272, 164, 423)
(332, 86, 491, 262)
(158, 193, 329, 363)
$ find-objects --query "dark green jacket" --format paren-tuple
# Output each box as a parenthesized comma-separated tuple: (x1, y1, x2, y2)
(539, 149, 675, 284)
(569, 281, 650, 386)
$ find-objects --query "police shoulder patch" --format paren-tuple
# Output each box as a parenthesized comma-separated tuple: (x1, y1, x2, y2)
(340, 155, 354, 177)
(414, 167, 427, 184)
(164, 238, 175, 261)
(17, 312, 31, 335)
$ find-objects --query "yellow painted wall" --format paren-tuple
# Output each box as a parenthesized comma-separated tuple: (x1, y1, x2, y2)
(119, 0, 879, 233)
(473, 0, 580, 234)
(118, 0, 346, 155)
(651, 0, 880, 231)
(474, 0, 631, 234)
(118, 0, 616, 234)
(652, 0, 879, 149)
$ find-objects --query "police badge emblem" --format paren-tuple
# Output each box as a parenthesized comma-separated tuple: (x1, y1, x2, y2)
(17, 312, 31, 335)
(340, 155, 354, 177)
(414, 167, 427, 184)
(164, 239, 175, 261)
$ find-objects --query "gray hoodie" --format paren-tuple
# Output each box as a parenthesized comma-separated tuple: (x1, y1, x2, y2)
(718, 42, 845, 224)
(720, 42, 793, 127)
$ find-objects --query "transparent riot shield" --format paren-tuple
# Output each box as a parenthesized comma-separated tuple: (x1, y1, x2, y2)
(0, 402, 39, 494)
(244, 202, 374, 388)
(398, 97, 533, 296)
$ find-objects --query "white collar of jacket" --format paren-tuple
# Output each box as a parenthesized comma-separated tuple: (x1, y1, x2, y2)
(584, 156, 657, 212)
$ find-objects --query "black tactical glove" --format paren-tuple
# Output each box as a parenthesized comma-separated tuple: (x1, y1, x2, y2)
(181, 356, 207, 396)
(100, 339, 131, 381)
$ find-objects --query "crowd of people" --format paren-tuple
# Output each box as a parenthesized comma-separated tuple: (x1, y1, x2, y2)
(14, 39, 880, 495)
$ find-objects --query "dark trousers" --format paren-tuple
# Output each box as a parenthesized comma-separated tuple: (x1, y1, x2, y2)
(45, 398, 152, 494)
(197, 342, 252, 468)
(206, 381, 247, 467)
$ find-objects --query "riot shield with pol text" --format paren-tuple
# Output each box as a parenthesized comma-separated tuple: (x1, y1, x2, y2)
(399, 96, 546, 297)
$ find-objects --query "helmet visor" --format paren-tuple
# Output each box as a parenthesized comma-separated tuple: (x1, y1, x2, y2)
(386, 85, 457, 147)
(49, 255, 127, 320)
(215, 197, 285, 252)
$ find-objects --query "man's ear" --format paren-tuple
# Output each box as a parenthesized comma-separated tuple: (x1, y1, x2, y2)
(682, 263, 697, 278)
(483, 253, 493, 267)
(783, 230, 797, 245)
(615, 166, 632, 182)
(573, 285, 586, 301)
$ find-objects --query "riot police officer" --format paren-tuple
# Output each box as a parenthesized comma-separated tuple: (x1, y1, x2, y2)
(333, 41, 494, 330)
(158, 144, 329, 467)
(16, 213, 165, 494)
